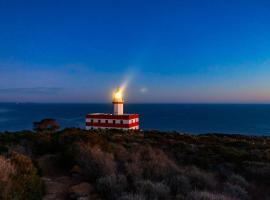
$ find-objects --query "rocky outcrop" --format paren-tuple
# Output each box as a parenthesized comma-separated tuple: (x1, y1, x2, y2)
(38, 154, 101, 200)
(69, 182, 93, 199)
(42, 176, 74, 200)
(37, 154, 66, 177)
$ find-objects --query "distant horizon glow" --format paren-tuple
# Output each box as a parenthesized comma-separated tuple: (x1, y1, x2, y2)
(0, 0, 270, 103)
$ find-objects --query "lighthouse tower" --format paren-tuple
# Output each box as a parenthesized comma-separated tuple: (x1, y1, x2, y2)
(85, 87, 139, 130)
(113, 88, 124, 115)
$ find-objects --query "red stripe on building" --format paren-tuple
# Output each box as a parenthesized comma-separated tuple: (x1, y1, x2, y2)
(112, 102, 124, 104)
(86, 114, 139, 120)
(86, 122, 139, 128)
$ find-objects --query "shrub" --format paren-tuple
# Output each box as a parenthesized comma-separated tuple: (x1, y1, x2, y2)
(125, 149, 144, 182)
(33, 118, 60, 133)
(215, 163, 234, 179)
(135, 180, 170, 200)
(97, 174, 127, 199)
(223, 182, 249, 200)
(186, 166, 217, 190)
(186, 191, 233, 200)
(175, 194, 186, 200)
(227, 174, 249, 189)
(113, 144, 129, 171)
(76, 143, 116, 181)
(0, 155, 15, 182)
(9, 152, 44, 200)
(119, 193, 146, 200)
(126, 146, 179, 181)
(165, 174, 192, 196)
(243, 161, 270, 183)
(0, 155, 15, 199)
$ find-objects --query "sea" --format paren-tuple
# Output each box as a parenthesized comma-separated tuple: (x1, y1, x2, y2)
(0, 103, 270, 136)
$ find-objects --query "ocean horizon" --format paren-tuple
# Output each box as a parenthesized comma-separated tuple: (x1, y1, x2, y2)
(0, 103, 270, 135)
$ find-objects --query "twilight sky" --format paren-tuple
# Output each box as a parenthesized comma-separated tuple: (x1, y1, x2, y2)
(1, 0, 270, 103)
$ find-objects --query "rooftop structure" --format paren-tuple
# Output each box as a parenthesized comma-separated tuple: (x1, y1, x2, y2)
(86, 88, 139, 130)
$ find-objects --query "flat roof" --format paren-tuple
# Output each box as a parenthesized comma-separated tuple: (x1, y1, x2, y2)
(86, 113, 139, 119)
(88, 113, 136, 116)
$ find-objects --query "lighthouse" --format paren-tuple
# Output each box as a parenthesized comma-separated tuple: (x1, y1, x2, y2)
(113, 88, 124, 115)
(85, 88, 139, 130)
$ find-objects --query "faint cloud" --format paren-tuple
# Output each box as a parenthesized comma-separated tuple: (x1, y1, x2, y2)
(0, 87, 62, 94)
(140, 87, 148, 93)
(0, 118, 8, 122)
(0, 108, 12, 113)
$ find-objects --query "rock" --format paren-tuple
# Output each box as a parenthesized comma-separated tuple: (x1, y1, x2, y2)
(70, 165, 84, 180)
(78, 197, 90, 200)
(42, 177, 67, 200)
(37, 154, 64, 177)
(69, 182, 93, 199)
(42, 194, 58, 200)
(42, 176, 75, 200)
(71, 165, 82, 174)
(55, 176, 75, 185)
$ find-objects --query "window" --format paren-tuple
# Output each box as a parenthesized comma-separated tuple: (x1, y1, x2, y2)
(98, 120, 101, 123)
(120, 120, 123, 124)
(113, 120, 115, 124)
(91, 119, 93, 123)
(105, 120, 108, 123)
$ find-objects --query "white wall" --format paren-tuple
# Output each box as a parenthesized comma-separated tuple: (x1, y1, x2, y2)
(114, 103, 123, 115)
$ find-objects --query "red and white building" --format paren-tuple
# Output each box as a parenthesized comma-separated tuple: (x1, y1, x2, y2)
(86, 88, 139, 130)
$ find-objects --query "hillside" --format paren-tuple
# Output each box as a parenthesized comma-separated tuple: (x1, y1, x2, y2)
(0, 129, 270, 200)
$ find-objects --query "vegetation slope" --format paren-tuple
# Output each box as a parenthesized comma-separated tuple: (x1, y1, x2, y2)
(0, 128, 270, 200)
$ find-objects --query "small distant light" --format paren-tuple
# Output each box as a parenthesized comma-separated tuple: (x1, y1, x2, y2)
(140, 87, 147, 93)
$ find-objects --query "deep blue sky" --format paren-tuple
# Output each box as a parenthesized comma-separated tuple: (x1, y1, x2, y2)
(0, 0, 270, 103)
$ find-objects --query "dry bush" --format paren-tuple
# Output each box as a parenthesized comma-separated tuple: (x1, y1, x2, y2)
(119, 193, 146, 200)
(126, 146, 179, 181)
(165, 174, 192, 196)
(135, 180, 170, 200)
(0, 155, 15, 199)
(186, 191, 233, 200)
(97, 174, 127, 199)
(216, 163, 234, 179)
(175, 194, 186, 200)
(223, 182, 249, 200)
(8, 145, 30, 156)
(0, 155, 15, 182)
(113, 144, 129, 172)
(76, 143, 116, 181)
(227, 174, 249, 189)
(0, 152, 44, 200)
(125, 148, 144, 181)
(10, 151, 37, 174)
(113, 144, 129, 161)
(9, 152, 44, 200)
(186, 166, 217, 190)
(243, 161, 270, 181)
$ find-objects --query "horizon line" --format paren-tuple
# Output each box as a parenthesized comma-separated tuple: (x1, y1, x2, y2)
(1, 102, 270, 105)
